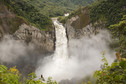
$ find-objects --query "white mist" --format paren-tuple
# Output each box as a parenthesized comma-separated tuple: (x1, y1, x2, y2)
(35, 20, 115, 82)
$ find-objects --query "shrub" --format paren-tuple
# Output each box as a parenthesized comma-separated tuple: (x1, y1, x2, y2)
(94, 53, 126, 84)
(0, 65, 57, 84)
(109, 15, 126, 57)
(90, 0, 126, 27)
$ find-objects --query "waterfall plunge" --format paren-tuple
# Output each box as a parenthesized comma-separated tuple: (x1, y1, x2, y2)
(53, 19, 68, 60)
(36, 19, 69, 81)
(35, 18, 115, 82)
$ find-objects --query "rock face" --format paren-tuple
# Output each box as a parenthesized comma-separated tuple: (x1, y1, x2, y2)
(14, 24, 55, 53)
(0, 0, 28, 38)
(65, 7, 105, 39)
(0, 1, 55, 54)
(66, 18, 105, 39)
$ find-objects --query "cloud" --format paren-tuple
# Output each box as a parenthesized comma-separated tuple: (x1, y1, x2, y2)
(0, 35, 34, 63)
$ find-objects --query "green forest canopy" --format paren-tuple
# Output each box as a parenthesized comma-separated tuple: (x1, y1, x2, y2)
(90, 0, 126, 27)
(3, 0, 96, 30)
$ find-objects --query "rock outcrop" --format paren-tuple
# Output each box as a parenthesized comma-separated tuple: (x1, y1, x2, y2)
(14, 24, 55, 53)
(65, 7, 105, 40)
(0, 0, 55, 76)
(0, 1, 55, 54)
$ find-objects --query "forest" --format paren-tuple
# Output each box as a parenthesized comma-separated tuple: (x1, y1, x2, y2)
(2, 0, 96, 30)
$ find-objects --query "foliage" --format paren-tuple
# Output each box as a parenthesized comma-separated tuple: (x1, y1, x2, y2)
(44, 0, 96, 16)
(27, 0, 71, 17)
(68, 6, 85, 19)
(90, 0, 126, 27)
(49, 0, 95, 7)
(58, 6, 86, 24)
(109, 15, 126, 57)
(59, 0, 126, 27)
(58, 16, 68, 24)
(89, 0, 126, 58)
(3, 0, 53, 30)
(2, 0, 96, 30)
(7, 16, 28, 33)
(0, 65, 21, 84)
(0, 65, 57, 84)
(94, 54, 126, 84)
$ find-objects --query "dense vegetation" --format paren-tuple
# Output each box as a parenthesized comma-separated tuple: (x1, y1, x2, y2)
(2, 54, 126, 84)
(32, 0, 95, 17)
(48, 0, 95, 6)
(58, 6, 88, 24)
(60, 0, 126, 27)
(2, 0, 96, 30)
(58, 6, 84, 24)
(94, 53, 126, 84)
(59, 0, 126, 58)
(90, 0, 126, 27)
(0, 65, 57, 84)
(25, 0, 72, 17)
(3, 0, 53, 30)
(109, 15, 126, 57)
(19, 0, 96, 18)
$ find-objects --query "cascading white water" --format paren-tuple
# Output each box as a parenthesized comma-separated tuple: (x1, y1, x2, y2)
(53, 18, 68, 60)
(36, 18, 69, 81)
(36, 18, 115, 82)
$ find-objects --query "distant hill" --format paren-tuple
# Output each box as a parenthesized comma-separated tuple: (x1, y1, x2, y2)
(27, 0, 96, 17)
(3, 0, 96, 30)
(48, 0, 95, 7)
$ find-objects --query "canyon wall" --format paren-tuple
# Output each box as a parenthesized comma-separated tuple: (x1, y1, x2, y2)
(14, 24, 55, 53)
(65, 7, 105, 40)
(0, 1, 55, 54)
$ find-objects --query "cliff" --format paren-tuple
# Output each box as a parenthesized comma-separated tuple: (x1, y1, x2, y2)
(14, 24, 55, 53)
(0, 0, 55, 76)
(0, 0, 55, 54)
(65, 7, 105, 39)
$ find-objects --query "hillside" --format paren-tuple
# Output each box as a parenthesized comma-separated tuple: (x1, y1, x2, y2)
(0, 0, 28, 35)
(64, 0, 126, 57)
(63, 0, 126, 83)
(3, 0, 53, 30)
(90, 0, 126, 27)
(0, 0, 55, 77)
(3, 0, 96, 30)
(90, 0, 126, 57)
(29, 0, 96, 17)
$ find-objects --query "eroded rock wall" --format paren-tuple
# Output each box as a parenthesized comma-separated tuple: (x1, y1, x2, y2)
(0, 0, 55, 54)
(14, 24, 55, 53)
(65, 7, 105, 39)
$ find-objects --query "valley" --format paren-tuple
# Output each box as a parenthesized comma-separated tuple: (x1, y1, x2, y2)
(0, 0, 126, 84)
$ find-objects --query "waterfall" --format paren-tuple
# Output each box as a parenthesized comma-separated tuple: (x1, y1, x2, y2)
(36, 18, 69, 81)
(53, 18, 68, 60)
(36, 18, 115, 82)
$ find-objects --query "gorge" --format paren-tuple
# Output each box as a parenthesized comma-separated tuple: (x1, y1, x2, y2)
(35, 18, 115, 83)
(0, 0, 126, 83)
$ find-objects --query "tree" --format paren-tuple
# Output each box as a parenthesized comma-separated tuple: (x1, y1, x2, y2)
(109, 15, 126, 57)
(94, 53, 126, 84)
(0, 65, 57, 84)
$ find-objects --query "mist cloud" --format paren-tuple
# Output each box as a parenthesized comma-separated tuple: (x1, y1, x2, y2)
(0, 31, 115, 83)
(0, 35, 34, 63)
(35, 30, 115, 82)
